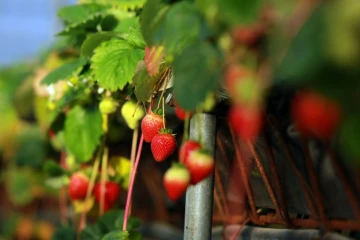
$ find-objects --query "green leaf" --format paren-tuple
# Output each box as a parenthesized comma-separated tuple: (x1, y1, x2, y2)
(163, 2, 206, 57)
(43, 160, 65, 177)
(125, 23, 146, 49)
(140, 0, 170, 45)
(13, 126, 45, 169)
(81, 32, 119, 58)
(97, 210, 141, 232)
(102, 230, 129, 240)
(5, 169, 35, 206)
(79, 0, 146, 9)
(57, 4, 112, 36)
(113, 16, 138, 33)
(274, 5, 325, 82)
(58, 4, 109, 25)
(64, 106, 104, 163)
(218, 0, 263, 26)
(1, 213, 20, 238)
(340, 114, 360, 161)
(45, 175, 69, 189)
(98, 210, 125, 232)
(81, 224, 104, 240)
(91, 39, 144, 90)
(41, 58, 88, 85)
(132, 61, 161, 103)
(126, 219, 141, 231)
(115, 215, 141, 231)
(173, 41, 222, 110)
(53, 226, 77, 240)
(128, 231, 142, 240)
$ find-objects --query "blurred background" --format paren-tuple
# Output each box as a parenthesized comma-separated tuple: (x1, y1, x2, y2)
(0, 0, 360, 239)
(0, 0, 75, 66)
(0, 1, 75, 239)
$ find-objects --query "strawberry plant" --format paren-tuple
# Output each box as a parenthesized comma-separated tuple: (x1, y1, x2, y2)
(1, 0, 360, 239)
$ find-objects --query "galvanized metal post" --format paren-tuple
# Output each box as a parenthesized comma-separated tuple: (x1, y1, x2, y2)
(184, 113, 216, 240)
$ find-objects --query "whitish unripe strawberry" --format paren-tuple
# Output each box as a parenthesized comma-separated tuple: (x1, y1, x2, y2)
(163, 164, 190, 201)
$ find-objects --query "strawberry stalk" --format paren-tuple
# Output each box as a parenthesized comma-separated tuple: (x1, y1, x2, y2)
(99, 148, 109, 216)
(78, 154, 100, 234)
(196, 110, 203, 144)
(182, 112, 190, 144)
(162, 97, 166, 129)
(128, 126, 139, 215)
(123, 101, 154, 230)
(156, 69, 171, 109)
(123, 134, 144, 231)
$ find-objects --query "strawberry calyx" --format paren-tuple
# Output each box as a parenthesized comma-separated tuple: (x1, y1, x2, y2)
(171, 162, 187, 169)
(159, 128, 175, 135)
(195, 148, 210, 156)
(153, 108, 164, 116)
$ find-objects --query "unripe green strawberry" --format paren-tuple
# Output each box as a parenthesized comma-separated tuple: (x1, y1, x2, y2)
(163, 164, 190, 201)
(99, 98, 116, 114)
(121, 101, 145, 129)
(141, 111, 165, 142)
(151, 129, 176, 162)
(187, 150, 214, 184)
(200, 93, 216, 111)
(68, 172, 89, 200)
(68, 76, 79, 85)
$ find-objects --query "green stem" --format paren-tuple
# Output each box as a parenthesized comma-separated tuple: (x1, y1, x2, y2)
(122, 100, 154, 231)
(162, 97, 166, 129)
(156, 69, 170, 109)
(99, 147, 108, 216)
(197, 110, 203, 144)
(182, 112, 190, 144)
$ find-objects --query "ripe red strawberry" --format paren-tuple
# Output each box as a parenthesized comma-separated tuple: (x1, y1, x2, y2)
(187, 150, 215, 184)
(141, 111, 165, 143)
(151, 129, 176, 162)
(179, 140, 201, 165)
(68, 172, 89, 200)
(93, 182, 120, 210)
(232, 24, 264, 46)
(229, 105, 263, 140)
(163, 164, 190, 201)
(292, 90, 342, 139)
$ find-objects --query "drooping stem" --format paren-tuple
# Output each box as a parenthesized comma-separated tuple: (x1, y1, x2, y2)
(102, 114, 108, 133)
(197, 111, 203, 144)
(59, 151, 68, 226)
(162, 97, 166, 129)
(122, 101, 154, 230)
(128, 126, 139, 215)
(182, 112, 190, 144)
(99, 148, 109, 216)
(130, 127, 139, 173)
(156, 69, 170, 109)
(77, 155, 101, 234)
(122, 134, 145, 230)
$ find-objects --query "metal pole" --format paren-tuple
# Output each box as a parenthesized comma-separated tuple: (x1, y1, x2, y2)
(184, 113, 216, 240)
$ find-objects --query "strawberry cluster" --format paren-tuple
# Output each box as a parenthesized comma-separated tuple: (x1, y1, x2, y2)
(68, 172, 120, 211)
(140, 107, 215, 201)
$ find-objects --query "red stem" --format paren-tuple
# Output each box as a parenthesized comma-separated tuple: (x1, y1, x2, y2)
(122, 134, 144, 230)
(122, 100, 154, 230)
